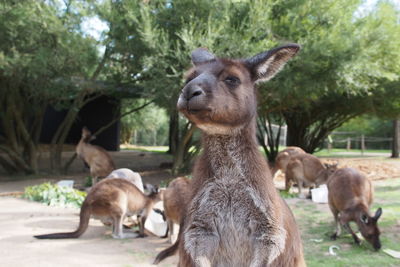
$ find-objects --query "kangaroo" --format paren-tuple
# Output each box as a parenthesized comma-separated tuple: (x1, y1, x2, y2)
(154, 44, 305, 266)
(76, 127, 115, 185)
(328, 167, 382, 250)
(273, 146, 305, 190)
(34, 178, 162, 239)
(162, 176, 191, 243)
(286, 153, 337, 198)
(107, 168, 144, 192)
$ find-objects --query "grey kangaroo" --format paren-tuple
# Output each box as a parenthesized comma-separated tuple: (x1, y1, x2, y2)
(154, 44, 305, 267)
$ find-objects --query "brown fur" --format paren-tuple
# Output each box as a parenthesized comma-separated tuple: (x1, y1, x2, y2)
(155, 45, 305, 266)
(327, 168, 382, 250)
(34, 178, 162, 239)
(162, 177, 191, 243)
(286, 153, 337, 197)
(273, 147, 305, 190)
(76, 127, 115, 185)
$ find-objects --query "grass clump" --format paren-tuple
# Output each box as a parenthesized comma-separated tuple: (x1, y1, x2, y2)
(23, 182, 86, 208)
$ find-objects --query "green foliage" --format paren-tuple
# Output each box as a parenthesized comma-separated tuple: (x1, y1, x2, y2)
(338, 115, 392, 137)
(84, 176, 93, 187)
(120, 100, 169, 145)
(23, 183, 86, 208)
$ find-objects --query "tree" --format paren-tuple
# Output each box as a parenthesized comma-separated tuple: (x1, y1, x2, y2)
(256, 0, 400, 153)
(0, 0, 98, 174)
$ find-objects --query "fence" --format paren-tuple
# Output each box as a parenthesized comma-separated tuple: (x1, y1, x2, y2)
(326, 132, 392, 153)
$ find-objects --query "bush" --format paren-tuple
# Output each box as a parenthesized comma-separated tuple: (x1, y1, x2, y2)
(23, 183, 86, 208)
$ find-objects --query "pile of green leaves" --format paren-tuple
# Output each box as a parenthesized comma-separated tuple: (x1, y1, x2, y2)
(23, 183, 86, 209)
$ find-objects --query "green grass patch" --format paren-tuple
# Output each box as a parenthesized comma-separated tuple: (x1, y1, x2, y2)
(279, 190, 297, 199)
(23, 182, 86, 208)
(288, 178, 400, 267)
(120, 145, 169, 153)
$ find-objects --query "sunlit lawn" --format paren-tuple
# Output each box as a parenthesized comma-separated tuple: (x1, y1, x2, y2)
(286, 178, 400, 267)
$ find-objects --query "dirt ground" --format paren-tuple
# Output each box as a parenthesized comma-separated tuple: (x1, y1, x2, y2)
(1, 151, 400, 267)
(0, 197, 178, 267)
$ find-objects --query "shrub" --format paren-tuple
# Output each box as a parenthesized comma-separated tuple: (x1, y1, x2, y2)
(23, 183, 86, 208)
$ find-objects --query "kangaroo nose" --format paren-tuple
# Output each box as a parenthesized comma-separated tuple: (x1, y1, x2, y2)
(185, 85, 204, 100)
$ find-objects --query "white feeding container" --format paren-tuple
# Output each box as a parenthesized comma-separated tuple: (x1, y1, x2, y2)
(311, 184, 328, 203)
(57, 180, 74, 188)
(145, 202, 167, 237)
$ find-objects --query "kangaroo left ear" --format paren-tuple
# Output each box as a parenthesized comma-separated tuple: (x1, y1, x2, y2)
(245, 43, 300, 82)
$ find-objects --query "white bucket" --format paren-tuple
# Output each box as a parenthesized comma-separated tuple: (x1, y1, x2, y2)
(57, 180, 74, 188)
(145, 202, 167, 237)
(311, 184, 328, 203)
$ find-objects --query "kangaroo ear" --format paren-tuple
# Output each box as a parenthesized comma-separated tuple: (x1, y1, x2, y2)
(90, 135, 96, 141)
(191, 48, 216, 66)
(245, 44, 300, 83)
(360, 213, 369, 224)
(374, 207, 382, 221)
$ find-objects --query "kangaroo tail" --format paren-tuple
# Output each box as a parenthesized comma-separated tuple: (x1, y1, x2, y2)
(34, 200, 91, 239)
(153, 220, 183, 264)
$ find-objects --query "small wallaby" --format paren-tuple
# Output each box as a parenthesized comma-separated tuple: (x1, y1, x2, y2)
(34, 178, 162, 239)
(76, 127, 115, 185)
(162, 176, 191, 243)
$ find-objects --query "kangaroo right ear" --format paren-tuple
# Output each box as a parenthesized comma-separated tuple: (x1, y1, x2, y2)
(245, 44, 300, 83)
(374, 207, 382, 221)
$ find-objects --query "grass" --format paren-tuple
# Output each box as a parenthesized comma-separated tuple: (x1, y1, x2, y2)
(120, 144, 169, 153)
(285, 178, 400, 267)
(315, 148, 391, 157)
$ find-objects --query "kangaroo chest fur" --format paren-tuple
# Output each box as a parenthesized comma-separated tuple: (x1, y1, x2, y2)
(184, 135, 286, 266)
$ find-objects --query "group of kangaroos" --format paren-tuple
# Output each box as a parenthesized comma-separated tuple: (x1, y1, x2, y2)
(34, 44, 383, 266)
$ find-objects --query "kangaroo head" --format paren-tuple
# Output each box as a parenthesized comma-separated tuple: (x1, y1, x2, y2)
(358, 207, 382, 250)
(81, 127, 95, 143)
(177, 44, 300, 135)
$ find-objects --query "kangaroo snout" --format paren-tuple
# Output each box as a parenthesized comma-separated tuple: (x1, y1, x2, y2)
(178, 84, 207, 112)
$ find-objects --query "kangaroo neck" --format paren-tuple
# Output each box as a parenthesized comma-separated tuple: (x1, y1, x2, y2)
(201, 120, 261, 178)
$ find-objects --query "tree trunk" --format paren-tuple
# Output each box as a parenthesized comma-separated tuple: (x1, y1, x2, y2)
(391, 119, 399, 158)
(171, 123, 196, 175)
(168, 110, 179, 155)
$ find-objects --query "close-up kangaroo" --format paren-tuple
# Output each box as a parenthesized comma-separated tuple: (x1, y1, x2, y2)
(154, 44, 305, 266)
(34, 178, 162, 239)
(76, 127, 116, 185)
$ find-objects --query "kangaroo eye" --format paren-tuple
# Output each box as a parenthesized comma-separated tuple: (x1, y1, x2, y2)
(224, 76, 240, 87)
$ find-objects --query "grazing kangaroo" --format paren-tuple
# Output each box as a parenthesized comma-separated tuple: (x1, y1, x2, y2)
(328, 168, 382, 250)
(286, 153, 337, 198)
(154, 44, 305, 266)
(107, 168, 144, 192)
(76, 127, 115, 185)
(273, 146, 305, 190)
(162, 176, 191, 243)
(34, 178, 162, 239)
